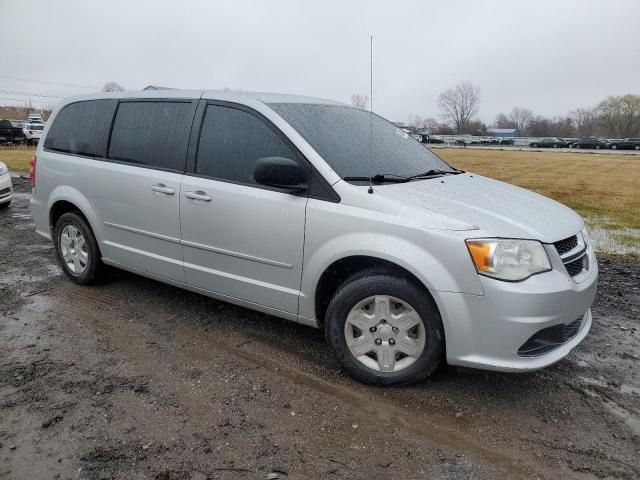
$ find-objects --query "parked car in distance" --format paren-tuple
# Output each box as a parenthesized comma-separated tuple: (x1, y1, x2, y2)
(608, 138, 640, 150)
(498, 138, 514, 145)
(31, 90, 598, 386)
(0, 119, 26, 144)
(571, 138, 610, 149)
(23, 122, 45, 145)
(529, 138, 567, 148)
(0, 161, 13, 208)
(418, 134, 444, 144)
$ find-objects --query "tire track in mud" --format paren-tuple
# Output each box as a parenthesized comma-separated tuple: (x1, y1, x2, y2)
(65, 286, 549, 480)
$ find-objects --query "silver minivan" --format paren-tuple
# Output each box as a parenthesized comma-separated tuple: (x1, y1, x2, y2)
(30, 90, 598, 385)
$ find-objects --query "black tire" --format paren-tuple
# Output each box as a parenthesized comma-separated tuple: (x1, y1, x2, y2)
(324, 267, 444, 386)
(53, 211, 105, 285)
(0, 201, 10, 209)
(531, 144, 537, 148)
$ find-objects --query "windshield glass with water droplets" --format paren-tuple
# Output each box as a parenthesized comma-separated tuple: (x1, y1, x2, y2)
(268, 103, 454, 181)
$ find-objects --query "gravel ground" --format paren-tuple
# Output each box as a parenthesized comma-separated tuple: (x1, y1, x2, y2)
(1, 177, 639, 480)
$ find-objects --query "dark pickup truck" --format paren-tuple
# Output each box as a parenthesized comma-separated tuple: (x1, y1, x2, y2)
(0, 119, 26, 144)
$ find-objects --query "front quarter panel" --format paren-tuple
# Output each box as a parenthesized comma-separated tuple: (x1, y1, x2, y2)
(299, 193, 484, 322)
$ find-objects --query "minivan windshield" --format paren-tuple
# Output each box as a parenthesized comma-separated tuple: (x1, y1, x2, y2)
(268, 103, 455, 182)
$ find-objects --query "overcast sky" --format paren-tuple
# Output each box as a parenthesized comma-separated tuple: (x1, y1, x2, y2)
(1, 0, 639, 123)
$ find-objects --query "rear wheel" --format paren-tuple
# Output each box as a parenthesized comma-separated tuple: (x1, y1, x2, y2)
(553, 144, 559, 148)
(0, 201, 10, 209)
(611, 144, 617, 150)
(53, 212, 105, 285)
(596, 145, 601, 149)
(635, 145, 640, 150)
(324, 267, 444, 386)
(531, 144, 537, 148)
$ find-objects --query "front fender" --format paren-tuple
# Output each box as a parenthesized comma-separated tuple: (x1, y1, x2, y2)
(299, 228, 484, 321)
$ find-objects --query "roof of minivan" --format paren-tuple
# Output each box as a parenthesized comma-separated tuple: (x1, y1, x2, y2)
(58, 89, 346, 107)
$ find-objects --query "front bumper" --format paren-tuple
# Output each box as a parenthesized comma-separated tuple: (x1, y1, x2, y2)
(0, 174, 13, 204)
(435, 246, 598, 372)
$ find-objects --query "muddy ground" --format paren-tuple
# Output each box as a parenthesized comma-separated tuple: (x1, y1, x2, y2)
(1, 177, 639, 480)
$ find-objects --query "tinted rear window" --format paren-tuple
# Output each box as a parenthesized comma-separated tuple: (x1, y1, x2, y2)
(28, 124, 45, 131)
(108, 101, 193, 172)
(44, 100, 115, 157)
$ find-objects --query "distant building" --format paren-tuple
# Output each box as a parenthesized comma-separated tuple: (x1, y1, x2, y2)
(486, 128, 520, 138)
(143, 85, 174, 91)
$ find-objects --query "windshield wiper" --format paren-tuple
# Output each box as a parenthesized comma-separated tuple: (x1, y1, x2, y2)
(343, 174, 410, 184)
(407, 169, 464, 179)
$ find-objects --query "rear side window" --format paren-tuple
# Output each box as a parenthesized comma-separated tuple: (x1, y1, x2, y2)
(196, 104, 297, 185)
(44, 100, 115, 157)
(108, 101, 193, 172)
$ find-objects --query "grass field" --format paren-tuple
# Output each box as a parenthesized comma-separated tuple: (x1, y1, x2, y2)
(2, 146, 638, 252)
(0, 146, 33, 172)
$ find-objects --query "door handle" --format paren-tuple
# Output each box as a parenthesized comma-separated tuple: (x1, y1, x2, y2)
(151, 184, 175, 195)
(184, 190, 212, 202)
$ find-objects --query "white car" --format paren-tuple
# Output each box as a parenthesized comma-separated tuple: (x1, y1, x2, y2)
(0, 161, 13, 208)
(23, 122, 45, 145)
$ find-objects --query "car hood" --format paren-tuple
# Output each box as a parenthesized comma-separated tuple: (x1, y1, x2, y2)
(376, 173, 583, 243)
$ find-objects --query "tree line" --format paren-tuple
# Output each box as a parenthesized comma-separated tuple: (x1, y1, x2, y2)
(353, 81, 640, 138)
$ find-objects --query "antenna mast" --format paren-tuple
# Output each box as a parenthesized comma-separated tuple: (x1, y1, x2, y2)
(368, 35, 374, 194)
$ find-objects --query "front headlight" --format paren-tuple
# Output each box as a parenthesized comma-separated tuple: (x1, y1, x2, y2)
(0, 162, 8, 176)
(466, 238, 551, 281)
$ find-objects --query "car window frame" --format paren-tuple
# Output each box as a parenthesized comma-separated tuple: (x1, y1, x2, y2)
(105, 98, 198, 174)
(186, 99, 339, 202)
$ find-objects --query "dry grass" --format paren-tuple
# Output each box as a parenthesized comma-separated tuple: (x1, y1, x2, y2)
(0, 146, 34, 173)
(437, 148, 640, 231)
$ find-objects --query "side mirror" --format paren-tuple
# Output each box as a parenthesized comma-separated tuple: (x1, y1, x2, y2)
(254, 157, 307, 192)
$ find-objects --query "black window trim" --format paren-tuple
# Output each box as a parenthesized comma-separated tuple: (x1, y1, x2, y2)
(186, 99, 340, 203)
(105, 98, 198, 174)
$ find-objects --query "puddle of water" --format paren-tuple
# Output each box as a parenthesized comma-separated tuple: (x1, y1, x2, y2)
(603, 401, 640, 437)
(620, 384, 640, 395)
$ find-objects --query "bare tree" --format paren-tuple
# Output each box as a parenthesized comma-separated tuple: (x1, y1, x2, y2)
(596, 95, 640, 138)
(102, 81, 125, 92)
(494, 113, 515, 129)
(569, 108, 595, 138)
(350, 93, 369, 110)
(438, 81, 480, 133)
(509, 107, 533, 135)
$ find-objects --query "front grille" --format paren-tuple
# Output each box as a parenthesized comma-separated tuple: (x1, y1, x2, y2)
(553, 234, 587, 278)
(565, 256, 586, 277)
(0, 187, 10, 197)
(518, 317, 584, 357)
(554, 235, 578, 256)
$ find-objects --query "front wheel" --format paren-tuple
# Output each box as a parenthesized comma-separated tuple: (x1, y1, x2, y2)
(324, 267, 444, 386)
(53, 212, 106, 285)
(611, 144, 617, 150)
(595, 145, 601, 149)
(635, 145, 640, 150)
(0, 201, 10, 209)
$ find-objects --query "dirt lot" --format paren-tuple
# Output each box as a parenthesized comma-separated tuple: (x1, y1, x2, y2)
(1, 178, 639, 480)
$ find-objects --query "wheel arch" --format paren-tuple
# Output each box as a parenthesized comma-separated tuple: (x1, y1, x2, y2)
(47, 186, 104, 244)
(313, 254, 440, 328)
